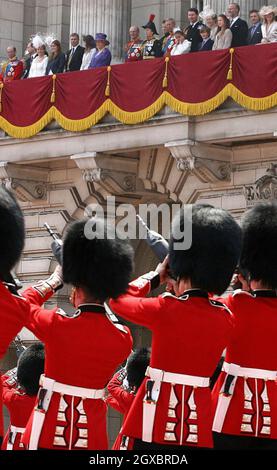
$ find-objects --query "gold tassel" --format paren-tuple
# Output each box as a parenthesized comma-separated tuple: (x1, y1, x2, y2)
(0, 82, 3, 113)
(227, 48, 234, 81)
(50, 74, 57, 103)
(105, 66, 112, 97)
(162, 57, 170, 88)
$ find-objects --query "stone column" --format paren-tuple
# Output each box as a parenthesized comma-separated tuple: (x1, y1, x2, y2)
(47, 0, 71, 53)
(204, 1, 267, 19)
(70, 0, 131, 63)
(0, 0, 24, 59)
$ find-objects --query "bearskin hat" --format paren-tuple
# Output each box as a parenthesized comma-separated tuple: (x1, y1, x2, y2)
(169, 205, 242, 295)
(127, 348, 151, 389)
(0, 187, 25, 279)
(17, 343, 45, 396)
(240, 202, 277, 289)
(62, 218, 134, 302)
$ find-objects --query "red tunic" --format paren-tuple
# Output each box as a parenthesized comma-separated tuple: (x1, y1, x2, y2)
(106, 371, 135, 450)
(125, 40, 143, 62)
(0, 282, 29, 440)
(1, 371, 36, 450)
(21, 287, 133, 450)
(110, 275, 234, 448)
(212, 290, 277, 440)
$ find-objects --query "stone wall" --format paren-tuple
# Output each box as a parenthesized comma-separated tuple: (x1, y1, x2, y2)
(0, 0, 24, 59)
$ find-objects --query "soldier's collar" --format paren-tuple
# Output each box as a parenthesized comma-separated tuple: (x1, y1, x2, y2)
(180, 289, 209, 299)
(251, 290, 277, 298)
(76, 303, 106, 314)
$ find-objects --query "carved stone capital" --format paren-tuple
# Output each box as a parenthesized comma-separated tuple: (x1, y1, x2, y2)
(165, 140, 232, 183)
(71, 151, 140, 194)
(0, 162, 48, 202)
(245, 163, 277, 206)
(71, 152, 103, 183)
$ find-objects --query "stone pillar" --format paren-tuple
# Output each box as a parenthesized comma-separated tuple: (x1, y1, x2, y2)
(204, 1, 267, 19)
(70, 0, 131, 63)
(0, 0, 24, 60)
(47, 0, 71, 53)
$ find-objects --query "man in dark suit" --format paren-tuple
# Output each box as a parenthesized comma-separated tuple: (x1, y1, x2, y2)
(198, 26, 214, 51)
(228, 3, 248, 47)
(185, 8, 202, 52)
(247, 9, 262, 45)
(22, 42, 37, 79)
(65, 33, 85, 72)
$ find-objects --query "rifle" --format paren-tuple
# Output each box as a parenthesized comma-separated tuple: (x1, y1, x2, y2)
(44, 223, 63, 265)
(136, 215, 169, 262)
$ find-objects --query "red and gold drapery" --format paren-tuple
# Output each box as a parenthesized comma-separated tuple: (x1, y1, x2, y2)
(0, 44, 276, 139)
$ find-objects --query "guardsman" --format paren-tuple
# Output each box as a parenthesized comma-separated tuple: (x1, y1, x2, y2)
(106, 348, 150, 450)
(21, 218, 133, 450)
(110, 205, 242, 449)
(1, 343, 45, 450)
(212, 202, 277, 450)
(0, 187, 28, 446)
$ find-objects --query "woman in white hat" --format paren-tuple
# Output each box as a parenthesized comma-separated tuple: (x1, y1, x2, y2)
(259, 5, 277, 43)
(199, 6, 218, 41)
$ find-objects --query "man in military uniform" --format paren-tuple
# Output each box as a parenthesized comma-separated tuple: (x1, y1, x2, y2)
(0, 187, 28, 446)
(21, 218, 134, 450)
(141, 14, 163, 60)
(2, 343, 45, 450)
(161, 18, 177, 56)
(106, 348, 151, 450)
(110, 205, 242, 449)
(212, 202, 277, 450)
(2, 47, 23, 82)
(125, 26, 143, 63)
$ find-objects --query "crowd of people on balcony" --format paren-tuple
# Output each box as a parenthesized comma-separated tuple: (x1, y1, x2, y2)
(0, 3, 277, 83)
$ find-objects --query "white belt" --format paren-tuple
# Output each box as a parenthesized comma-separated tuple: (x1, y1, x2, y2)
(143, 367, 209, 444)
(10, 425, 25, 435)
(6, 425, 25, 450)
(146, 367, 210, 388)
(223, 362, 277, 381)
(40, 375, 106, 399)
(29, 375, 105, 450)
(213, 362, 277, 434)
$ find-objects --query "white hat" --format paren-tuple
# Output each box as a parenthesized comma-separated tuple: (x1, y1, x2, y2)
(259, 5, 277, 16)
(199, 6, 216, 21)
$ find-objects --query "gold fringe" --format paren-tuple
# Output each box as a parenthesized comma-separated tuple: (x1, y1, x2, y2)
(1, 85, 277, 138)
(227, 48, 234, 81)
(50, 74, 57, 103)
(163, 57, 170, 89)
(229, 84, 277, 111)
(0, 107, 56, 139)
(105, 66, 112, 97)
(0, 82, 3, 113)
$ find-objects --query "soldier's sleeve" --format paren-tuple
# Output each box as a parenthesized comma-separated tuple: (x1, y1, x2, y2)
(2, 375, 16, 408)
(106, 371, 134, 415)
(109, 273, 163, 329)
(22, 269, 63, 308)
(0, 282, 29, 360)
(23, 303, 57, 342)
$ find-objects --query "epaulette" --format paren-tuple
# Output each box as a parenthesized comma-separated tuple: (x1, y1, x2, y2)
(56, 308, 75, 318)
(104, 302, 128, 334)
(161, 292, 187, 301)
(209, 299, 232, 315)
(232, 289, 253, 298)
